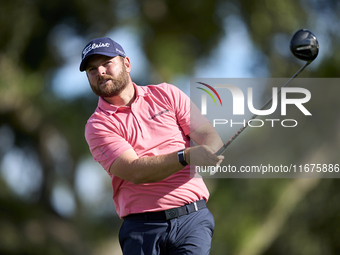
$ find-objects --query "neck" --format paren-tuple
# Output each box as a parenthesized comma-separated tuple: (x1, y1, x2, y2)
(103, 81, 136, 107)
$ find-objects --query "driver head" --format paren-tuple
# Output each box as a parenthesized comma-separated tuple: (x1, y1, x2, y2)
(290, 29, 319, 62)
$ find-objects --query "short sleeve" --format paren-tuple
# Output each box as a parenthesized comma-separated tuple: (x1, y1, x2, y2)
(85, 119, 132, 173)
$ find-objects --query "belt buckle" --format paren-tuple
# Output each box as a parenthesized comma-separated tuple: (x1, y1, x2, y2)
(165, 208, 179, 220)
(193, 201, 198, 212)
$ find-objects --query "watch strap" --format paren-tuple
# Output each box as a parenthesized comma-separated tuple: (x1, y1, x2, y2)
(177, 149, 188, 166)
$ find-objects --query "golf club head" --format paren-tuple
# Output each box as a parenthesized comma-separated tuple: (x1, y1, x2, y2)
(290, 29, 319, 62)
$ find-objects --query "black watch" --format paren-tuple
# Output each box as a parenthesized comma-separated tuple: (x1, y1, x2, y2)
(177, 149, 188, 166)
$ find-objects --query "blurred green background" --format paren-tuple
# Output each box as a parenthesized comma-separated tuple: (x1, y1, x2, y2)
(1, 0, 340, 254)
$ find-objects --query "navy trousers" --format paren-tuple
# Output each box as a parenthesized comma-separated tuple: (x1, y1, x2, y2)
(119, 208, 215, 254)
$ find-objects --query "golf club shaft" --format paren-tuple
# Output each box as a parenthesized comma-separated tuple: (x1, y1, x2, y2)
(215, 61, 310, 155)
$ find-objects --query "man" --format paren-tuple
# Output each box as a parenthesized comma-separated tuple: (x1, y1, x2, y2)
(80, 37, 224, 254)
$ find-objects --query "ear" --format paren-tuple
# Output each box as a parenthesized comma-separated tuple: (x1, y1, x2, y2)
(124, 57, 131, 73)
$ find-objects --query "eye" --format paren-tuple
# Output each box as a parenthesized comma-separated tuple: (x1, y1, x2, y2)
(86, 66, 96, 73)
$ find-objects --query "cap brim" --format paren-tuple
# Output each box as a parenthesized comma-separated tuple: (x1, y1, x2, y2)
(79, 52, 120, 72)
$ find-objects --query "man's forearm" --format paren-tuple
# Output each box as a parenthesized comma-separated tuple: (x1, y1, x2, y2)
(199, 129, 223, 152)
(109, 149, 185, 184)
(190, 122, 224, 152)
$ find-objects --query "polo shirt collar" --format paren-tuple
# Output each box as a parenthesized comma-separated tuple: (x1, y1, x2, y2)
(97, 83, 149, 114)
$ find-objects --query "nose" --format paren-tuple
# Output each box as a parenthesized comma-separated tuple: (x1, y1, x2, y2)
(98, 65, 106, 75)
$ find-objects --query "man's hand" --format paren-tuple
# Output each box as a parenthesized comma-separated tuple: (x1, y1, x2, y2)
(188, 122, 225, 167)
(185, 145, 224, 167)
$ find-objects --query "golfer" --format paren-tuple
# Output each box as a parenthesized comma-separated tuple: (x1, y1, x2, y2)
(80, 37, 224, 254)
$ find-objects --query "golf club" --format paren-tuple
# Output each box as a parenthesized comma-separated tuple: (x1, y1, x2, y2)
(215, 29, 319, 155)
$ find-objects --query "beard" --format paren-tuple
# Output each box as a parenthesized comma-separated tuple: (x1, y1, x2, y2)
(90, 66, 130, 98)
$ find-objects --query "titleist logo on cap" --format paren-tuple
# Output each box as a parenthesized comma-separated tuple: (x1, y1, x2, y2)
(82, 42, 111, 59)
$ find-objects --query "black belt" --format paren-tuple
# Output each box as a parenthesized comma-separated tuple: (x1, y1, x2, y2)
(124, 200, 207, 221)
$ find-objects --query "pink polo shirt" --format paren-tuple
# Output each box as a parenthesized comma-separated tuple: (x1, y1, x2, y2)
(85, 83, 210, 218)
